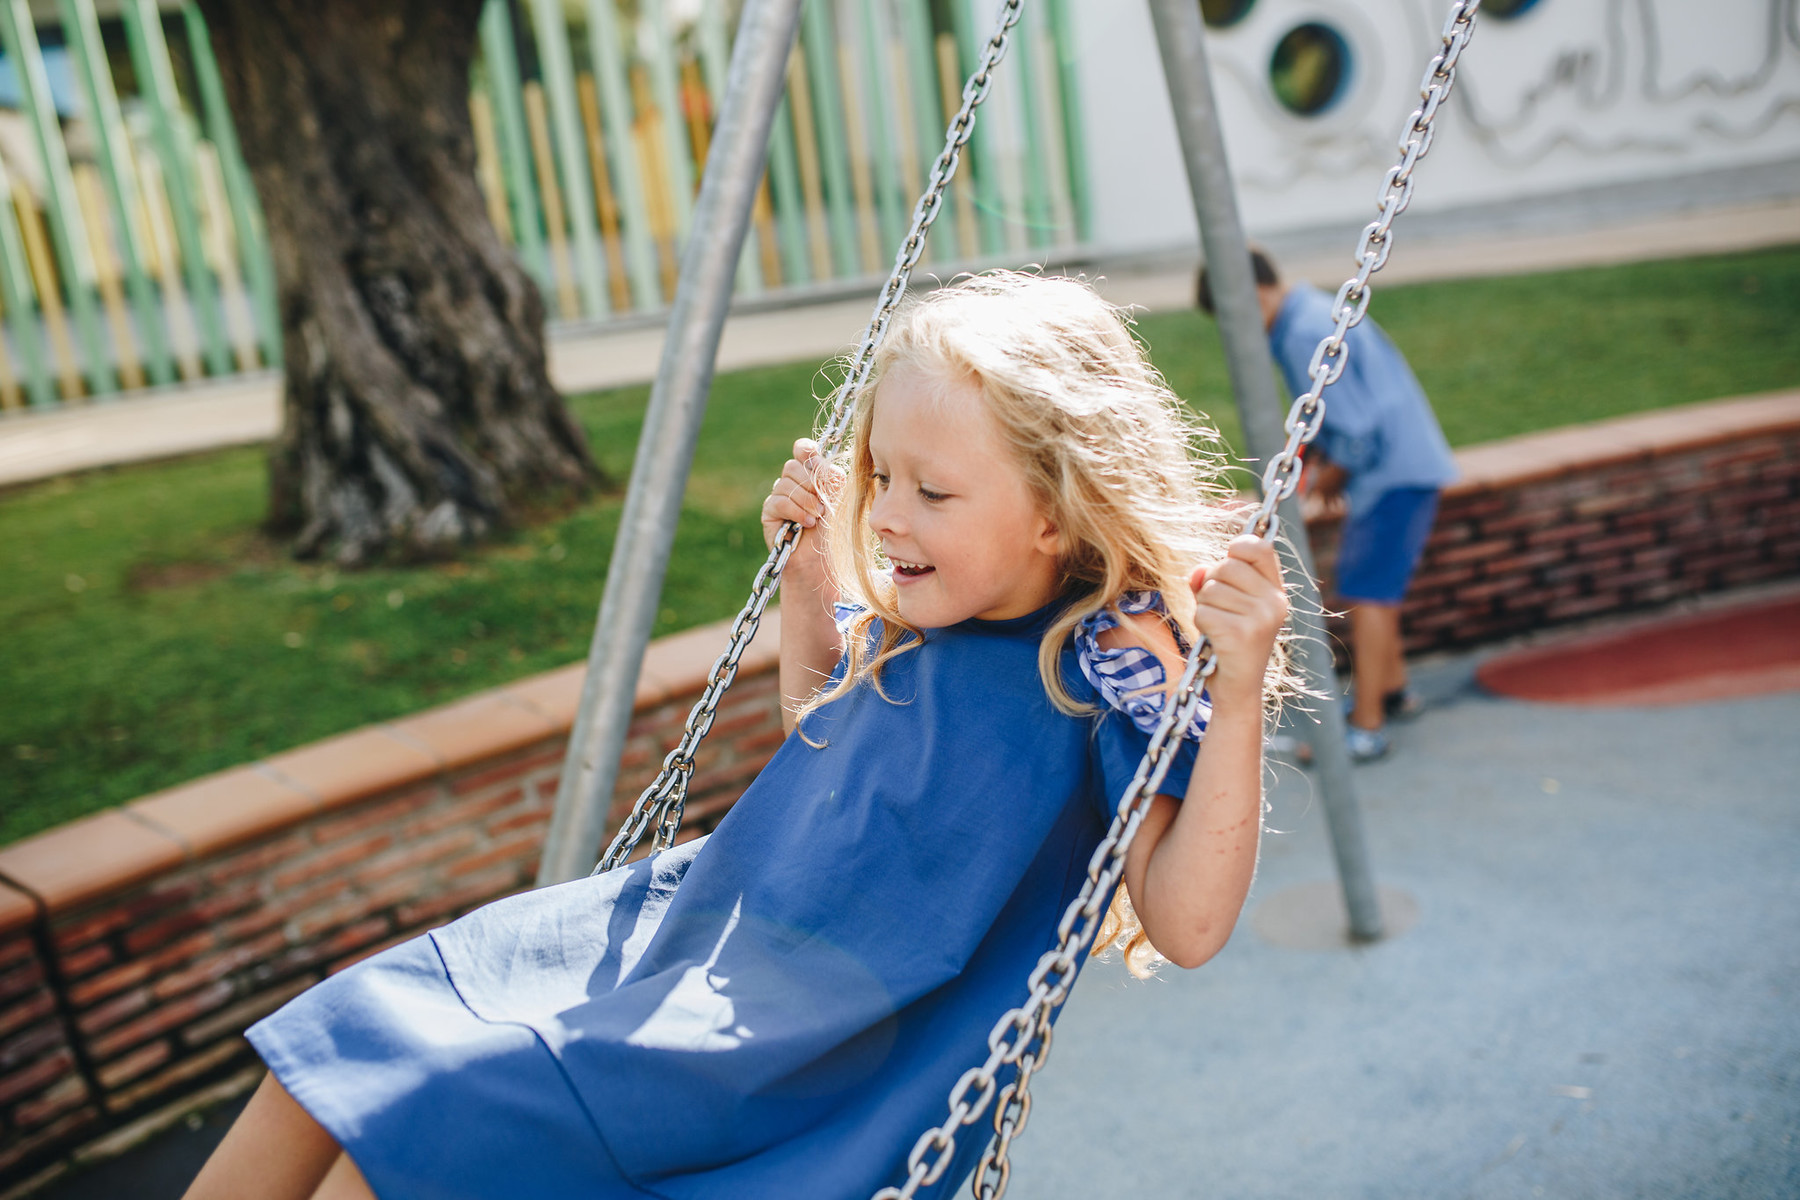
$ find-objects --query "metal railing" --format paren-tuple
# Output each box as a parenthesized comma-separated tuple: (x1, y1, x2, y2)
(0, 0, 1088, 413)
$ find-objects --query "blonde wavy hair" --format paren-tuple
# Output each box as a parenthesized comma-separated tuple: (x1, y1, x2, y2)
(799, 271, 1289, 976)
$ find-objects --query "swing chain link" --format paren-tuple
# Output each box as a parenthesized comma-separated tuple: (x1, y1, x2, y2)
(882, 3, 1482, 1196)
(596, 0, 1024, 874)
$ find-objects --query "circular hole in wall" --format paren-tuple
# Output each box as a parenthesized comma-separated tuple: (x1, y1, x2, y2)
(1199, 0, 1257, 29)
(1482, 0, 1542, 18)
(1269, 22, 1352, 116)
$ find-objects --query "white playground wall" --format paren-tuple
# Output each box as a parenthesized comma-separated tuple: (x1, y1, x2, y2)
(1070, 0, 1800, 255)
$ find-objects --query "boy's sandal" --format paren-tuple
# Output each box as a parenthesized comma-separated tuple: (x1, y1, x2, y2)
(1345, 725, 1390, 764)
(1383, 687, 1423, 721)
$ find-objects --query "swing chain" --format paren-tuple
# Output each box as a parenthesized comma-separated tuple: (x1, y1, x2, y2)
(597, 535, 798, 872)
(596, 0, 1025, 874)
(881, 3, 1483, 1195)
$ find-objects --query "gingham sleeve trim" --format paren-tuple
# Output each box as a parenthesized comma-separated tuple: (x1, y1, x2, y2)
(832, 600, 864, 638)
(1075, 592, 1210, 741)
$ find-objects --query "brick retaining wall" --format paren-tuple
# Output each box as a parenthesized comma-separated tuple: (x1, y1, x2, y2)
(0, 390, 1796, 1186)
(1309, 390, 1800, 655)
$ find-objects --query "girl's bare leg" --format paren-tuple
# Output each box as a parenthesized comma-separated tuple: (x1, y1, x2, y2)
(183, 1073, 343, 1200)
(309, 1153, 377, 1200)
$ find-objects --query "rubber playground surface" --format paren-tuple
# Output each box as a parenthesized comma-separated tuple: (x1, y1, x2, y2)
(32, 591, 1800, 1200)
(1476, 592, 1800, 707)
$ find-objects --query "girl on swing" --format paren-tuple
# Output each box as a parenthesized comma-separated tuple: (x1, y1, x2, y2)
(185, 272, 1292, 1200)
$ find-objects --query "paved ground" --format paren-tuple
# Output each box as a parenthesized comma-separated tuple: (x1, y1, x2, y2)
(19, 598, 1800, 1199)
(2, 196, 1797, 490)
(1012, 651, 1800, 1199)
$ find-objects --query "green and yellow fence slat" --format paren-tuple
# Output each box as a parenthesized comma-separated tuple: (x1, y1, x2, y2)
(950, 0, 1005, 255)
(58, 0, 174, 387)
(582, 0, 661, 310)
(575, 73, 634, 313)
(72, 162, 145, 390)
(0, 155, 53, 408)
(1012, 0, 1054, 250)
(680, 58, 711, 170)
(641, 0, 695, 241)
(470, 91, 515, 244)
(183, 1, 280, 366)
(836, 38, 881, 276)
(850, 1, 904, 261)
(987, 14, 1028, 256)
(800, 0, 858, 278)
(784, 47, 833, 281)
(697, 0, 768, 295)
(880, 3, 921, 241)
(630, 64, 679, 298)
(988, 0, 1035, 254)
(478, 0, 551, 294)
(522, 81, 581, 320)
(120, 0, 232, 379)
(12, 176, 83, 401)
(932, 31, 980, 261)
(884, 32, 920, 206)
(71, 163, 146, 389)
(1045, 0, 1089, 241)
(134, 153, 203, 383)
(527, 0, 609, 318)
(1030, 10, 1077, 245)
(748, 163, 781, 289)
(0, 316, 19, 409)
(192, 142, 260, 372)
(895, 0, 942, 263)
(0, 0, 113, 396)
(0, 336, 17, 410)
(765, 87, 811, 286)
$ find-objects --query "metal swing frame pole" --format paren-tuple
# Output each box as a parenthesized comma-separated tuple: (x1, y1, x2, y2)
(1146, 0, 1384, 940)
(537, 0, 805, 887)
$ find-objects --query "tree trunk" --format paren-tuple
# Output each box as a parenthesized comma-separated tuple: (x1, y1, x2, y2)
(197, 0, 601, 564)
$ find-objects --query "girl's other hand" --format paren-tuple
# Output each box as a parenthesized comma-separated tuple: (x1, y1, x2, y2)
(1189, 535, 1289, 701)
(761, 438, 842, 591)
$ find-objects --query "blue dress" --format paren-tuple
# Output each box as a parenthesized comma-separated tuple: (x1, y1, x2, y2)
(248, 594, 1206, 1199)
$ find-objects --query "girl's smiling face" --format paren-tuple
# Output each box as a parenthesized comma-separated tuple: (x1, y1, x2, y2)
(865, 364, 1063, 628)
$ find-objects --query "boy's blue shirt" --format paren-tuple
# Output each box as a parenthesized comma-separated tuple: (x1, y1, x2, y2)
(1268, 282, 1458, 516)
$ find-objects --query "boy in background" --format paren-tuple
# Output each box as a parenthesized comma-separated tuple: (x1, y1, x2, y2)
(1198, 249, 1457, 761)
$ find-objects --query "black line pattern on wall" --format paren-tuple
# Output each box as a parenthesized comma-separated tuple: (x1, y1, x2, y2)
(1219, 0, 1800, 188)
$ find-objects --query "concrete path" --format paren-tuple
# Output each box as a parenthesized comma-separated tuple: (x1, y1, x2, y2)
(1012, 652, 1800, 1199)
(2, 197, 1796, 490)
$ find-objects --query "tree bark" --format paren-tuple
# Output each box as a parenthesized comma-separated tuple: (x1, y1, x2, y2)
(197, 0, 601, 564)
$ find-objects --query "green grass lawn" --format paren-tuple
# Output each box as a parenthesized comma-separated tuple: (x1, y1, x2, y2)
(4, 245, 1797, 843)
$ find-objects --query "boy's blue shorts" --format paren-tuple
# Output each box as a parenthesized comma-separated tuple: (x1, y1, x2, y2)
(1335, 486, 1440, 605)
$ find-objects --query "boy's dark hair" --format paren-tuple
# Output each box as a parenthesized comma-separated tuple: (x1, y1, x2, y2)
(1195, 248, 1280, 315)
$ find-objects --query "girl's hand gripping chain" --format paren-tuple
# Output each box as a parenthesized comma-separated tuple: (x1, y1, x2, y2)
(1189, 534, 1290, 704)
(761, 437, 842, 594)
(762, 438, 848, 732)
